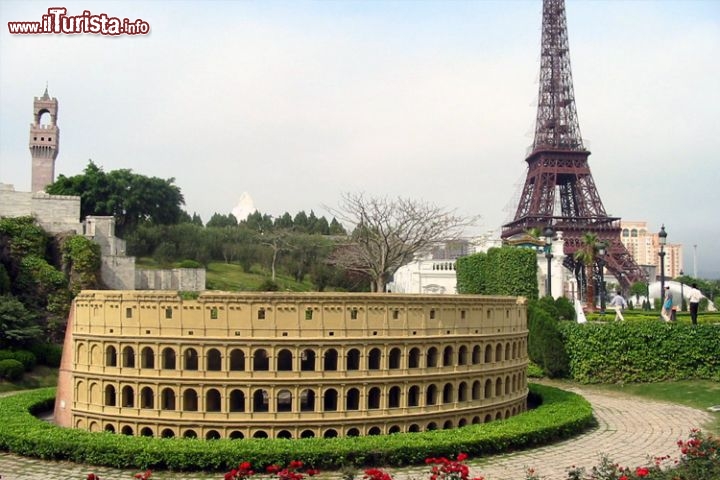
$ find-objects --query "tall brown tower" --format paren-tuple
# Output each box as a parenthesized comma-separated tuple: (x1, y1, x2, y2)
(501, 0, 643, 286)
(30, 86, 60, 192)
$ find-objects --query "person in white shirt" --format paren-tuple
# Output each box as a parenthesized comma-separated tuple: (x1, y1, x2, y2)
(687, 283, 702, 325)
(608, 290, 627, 321)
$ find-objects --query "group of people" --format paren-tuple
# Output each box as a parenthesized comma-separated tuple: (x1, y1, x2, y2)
(609, 283, 702, 325)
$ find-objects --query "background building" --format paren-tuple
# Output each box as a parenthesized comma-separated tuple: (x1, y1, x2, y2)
(620, 221, 683, 280)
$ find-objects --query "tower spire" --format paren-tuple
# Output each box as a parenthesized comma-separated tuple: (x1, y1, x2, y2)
(532, 0, 584, 152)
(502, 0, 644, 288)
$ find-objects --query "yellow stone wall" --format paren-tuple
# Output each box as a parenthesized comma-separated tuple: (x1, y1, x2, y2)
(62, 290, 529, 440)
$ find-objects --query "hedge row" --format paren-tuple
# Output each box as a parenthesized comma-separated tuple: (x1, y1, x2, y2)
(558, 321, 720, 383)
(0, 384, 595, 472)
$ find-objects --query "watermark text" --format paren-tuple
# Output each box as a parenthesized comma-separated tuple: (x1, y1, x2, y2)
(8, 8, 150, 35)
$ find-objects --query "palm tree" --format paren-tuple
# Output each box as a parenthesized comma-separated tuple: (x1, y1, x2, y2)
(574, 232, 600, 312)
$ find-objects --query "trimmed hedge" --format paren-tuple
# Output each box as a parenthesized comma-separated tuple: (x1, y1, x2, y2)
(559, 321, 720, 383)
(0, 384, 595, 472)
(0, 359, 25, 380)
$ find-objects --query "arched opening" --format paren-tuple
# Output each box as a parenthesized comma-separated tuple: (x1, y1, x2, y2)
(323, 389, 338, 411)
(104, 385, 116, 406)
(230, 349, 245, 371)
(141, 347, 154, 369)
(346, 349, 360, 370)
(484, 345, 493, 363)
(458, 381, 468, 402)
(253, 431, 268, 439)
(426, 422, 437, 431)
(105, 346, 117, 367)
(206, 430, 221, 440)
(161, 428, 175, 438)
(183, 389, 198, 411)
(408, 424, 420, 433)
(368, 426, 381, 436)
(442, 346, 453, 366)
(426, 384, 437, 405)
(443, 420, 453, 429)
(277, 430, 292, 439)
(161, 388, 175, 410)
(346, 428, 360, 437)
(104, 424, 115, 433)
(368, 348, 381, 370)
(442, 383, 453, 403)
(140, 387, 154, 409)
(300, 349, 316, 371)
(495, 343, 503, 362)
(323, 349, 338, 371)
(184, 348, 198, 370)
(346, 388, 360, 410)
(119, 386, 133, 407)
(277, 349, 293, 371)
(485, 379, 493, 398)
(472, 345, 481, 364)
(161, 348, 176, 370)
(458, 346, 468, 365)
(122, 346, 135, 368)
(300, 430, 315, 439)
(388, 386, 401, 408)
(183, 430, 197, 438)
(253, 349, 269, 371)
(253, 389, 269, 412)
(140, 427, 153, 437)
(207, 348, 222, 371)
(407, 385, 420, 407)
(323, 429, 338, 438)
(495, 377, 502, 396)
(230, 389, 246, 412)
(388, 425, 401, 434)
(300, 389, 315, 412)
(277, 389, 292, 412)
(121, 426, 133, 436)
(229, 431, 244, 439)
(426, 347, 438, 367)
(206, 388, 221, 412)
(408, 347, 421, 368)
(388, 348, 401, 369)
(367, 387, 381, 409)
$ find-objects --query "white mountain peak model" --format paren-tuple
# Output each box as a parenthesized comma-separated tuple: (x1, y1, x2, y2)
(232, 192, 257, 223)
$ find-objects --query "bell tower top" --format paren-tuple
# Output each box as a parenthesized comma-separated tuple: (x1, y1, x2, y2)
(30, 86, 60, 192)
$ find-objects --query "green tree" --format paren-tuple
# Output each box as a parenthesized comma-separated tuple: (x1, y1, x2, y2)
(206, 213, 238, 228)
(0, 295, 42, 349)
(573, 232, 600, 312)
(630, 281, 647, 309)
(46, 161, 185, 236)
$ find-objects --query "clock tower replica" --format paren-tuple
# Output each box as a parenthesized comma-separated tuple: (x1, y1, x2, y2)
(30, 86, 60, 192)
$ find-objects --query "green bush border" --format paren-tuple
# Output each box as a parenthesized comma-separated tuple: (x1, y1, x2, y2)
(0, 384, 595, 472)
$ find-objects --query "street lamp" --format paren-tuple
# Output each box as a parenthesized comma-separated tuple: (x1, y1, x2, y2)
(543, 225, 555, 298)
(658, 224, 667, 315)
(641, 264, 656, 311)
(597, 242, 607, 314)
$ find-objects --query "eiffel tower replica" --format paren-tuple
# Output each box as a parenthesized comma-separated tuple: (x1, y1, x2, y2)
(501, 0, 644, 287)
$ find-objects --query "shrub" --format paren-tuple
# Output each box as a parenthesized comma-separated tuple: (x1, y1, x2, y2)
(0, 385, 594, 471)
(528, 302, 569, 378)
(9, 350, 36, 371)
(554, 296, 575, 321)
(559, 321, 720, 383)
(257, 279, 280, 292)
(0, 359, 25, 381)
(30, 343, 63, 367)
(178, 259, 202, 268)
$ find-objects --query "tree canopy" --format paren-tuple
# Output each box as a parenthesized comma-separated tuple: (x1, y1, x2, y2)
(327, 193, 476, 292)
(46, 161, 185, 236)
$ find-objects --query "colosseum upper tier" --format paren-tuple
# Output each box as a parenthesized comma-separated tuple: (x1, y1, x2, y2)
(54, 290, 529, 440)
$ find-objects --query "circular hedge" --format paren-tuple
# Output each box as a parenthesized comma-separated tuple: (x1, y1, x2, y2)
(0, 383, 595, 472)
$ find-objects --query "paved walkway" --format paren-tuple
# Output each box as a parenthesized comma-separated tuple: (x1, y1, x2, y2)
(0, 383, 715, 480)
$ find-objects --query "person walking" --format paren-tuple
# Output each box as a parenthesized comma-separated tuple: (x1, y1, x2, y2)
(661, 286, 673, 322)
(608, 290, 627, 321)
(687, 283, 702, 325)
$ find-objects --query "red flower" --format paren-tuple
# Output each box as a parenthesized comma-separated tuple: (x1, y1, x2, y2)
(619, 476, 628, 480)
(87, 475, 100, 480)
(457, 453, 468, 462)
(240, 462, 252, 471)
(289, 460, 304, 469)
(635, 466, 650, 477)
(266, 465, 281, 474)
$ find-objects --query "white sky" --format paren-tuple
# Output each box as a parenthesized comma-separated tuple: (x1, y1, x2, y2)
(1, 0, 719, 278)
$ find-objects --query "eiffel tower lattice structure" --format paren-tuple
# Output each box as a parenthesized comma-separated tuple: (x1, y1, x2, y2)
(500, 0, 644, 288)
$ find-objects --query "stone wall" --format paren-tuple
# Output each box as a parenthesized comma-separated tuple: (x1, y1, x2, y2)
(0, 183, 81, 234)
(135, 268, 206, 291)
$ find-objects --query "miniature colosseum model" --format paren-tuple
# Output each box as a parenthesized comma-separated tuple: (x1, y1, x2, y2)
(54, 290, 529, 440)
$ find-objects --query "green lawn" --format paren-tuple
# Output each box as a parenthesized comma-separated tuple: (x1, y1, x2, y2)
(135, 258, 315, 292)
(0, 366, 58, 394)
(597, 380, 720, 434)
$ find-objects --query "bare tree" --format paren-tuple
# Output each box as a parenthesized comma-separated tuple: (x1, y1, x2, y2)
(327, 193, 477, 292)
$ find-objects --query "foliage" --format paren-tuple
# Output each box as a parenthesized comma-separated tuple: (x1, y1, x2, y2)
(457, 247, 538, 299)
(61, 235, 102, 293)
(573, 233, 600, 311)
(554, 296, 575, 321)
(0, 385, 594, 471)
(0, 359, 25, 381)
(327, 193, 475, 292)
(527, 301, 569, 378)
(0, 349, 37, 371)
(46, 161, 185, 236)
(0, 216, 48, 259)
(558, 321, 720, 383)
(0, 295, 42, 349)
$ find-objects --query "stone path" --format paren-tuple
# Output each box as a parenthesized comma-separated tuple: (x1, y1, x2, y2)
(0, 382, 715, 480)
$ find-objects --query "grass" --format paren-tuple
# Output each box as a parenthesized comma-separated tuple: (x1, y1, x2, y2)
(595, 380, 720, 434)
(0, 365, 58, 394)
(135, 258, 315, 292)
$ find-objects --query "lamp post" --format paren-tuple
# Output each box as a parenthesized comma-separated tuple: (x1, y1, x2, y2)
(679, 269, 685, 312)
(658, 225, 667, 316)
(597, 242, 607, 314)
(543, 225, 555, 298)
